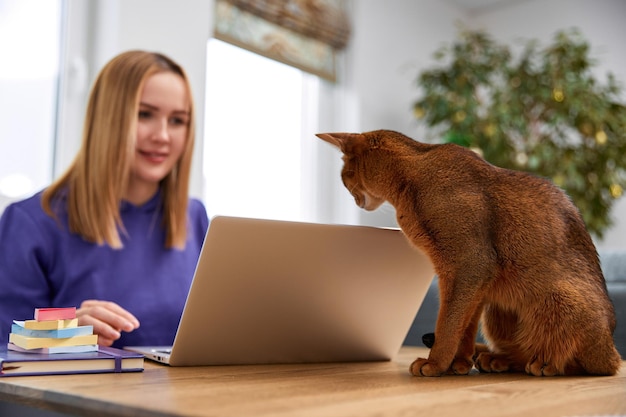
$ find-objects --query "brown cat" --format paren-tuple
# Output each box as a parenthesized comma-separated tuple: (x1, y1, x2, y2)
(317, 129, 621, 377)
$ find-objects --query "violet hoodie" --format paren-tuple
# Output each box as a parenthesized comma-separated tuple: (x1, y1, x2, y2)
(0, 190, 208, 348)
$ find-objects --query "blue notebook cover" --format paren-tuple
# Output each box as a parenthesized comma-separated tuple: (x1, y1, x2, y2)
(0, 345, 144, 377)
(11, 322, 94, 338)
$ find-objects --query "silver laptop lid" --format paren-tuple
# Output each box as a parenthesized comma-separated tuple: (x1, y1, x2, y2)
(168, 216, 435, 366)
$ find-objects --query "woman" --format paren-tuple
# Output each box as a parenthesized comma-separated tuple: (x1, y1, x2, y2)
(0, 50, 208, 348)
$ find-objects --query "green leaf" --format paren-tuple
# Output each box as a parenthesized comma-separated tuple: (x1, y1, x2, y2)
(413, 27, 626, 237)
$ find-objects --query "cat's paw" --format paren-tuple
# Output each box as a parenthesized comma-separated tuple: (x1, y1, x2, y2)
(525, 359, 559, 376)
(446, 357, 474, 375)
(410, 358, 445, 377)
(475, 352, 511, 373)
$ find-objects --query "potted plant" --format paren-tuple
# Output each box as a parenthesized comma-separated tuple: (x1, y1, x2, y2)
(413, 28, 626, 238)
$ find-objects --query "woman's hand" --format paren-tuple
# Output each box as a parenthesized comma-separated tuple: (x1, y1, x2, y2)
(76, 300, 140, 346)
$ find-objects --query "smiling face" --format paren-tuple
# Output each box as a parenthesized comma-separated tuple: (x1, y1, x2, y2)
(126, 71, 190, 205)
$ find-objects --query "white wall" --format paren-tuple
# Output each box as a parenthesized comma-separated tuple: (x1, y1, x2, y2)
(346, 0, 466, 134)
(337, 0, 626, 249)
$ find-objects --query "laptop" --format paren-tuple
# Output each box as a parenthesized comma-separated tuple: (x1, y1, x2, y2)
(125, 216, 435, 366)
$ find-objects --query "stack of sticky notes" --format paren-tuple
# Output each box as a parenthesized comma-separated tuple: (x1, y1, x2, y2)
(8, 307, 98, 354)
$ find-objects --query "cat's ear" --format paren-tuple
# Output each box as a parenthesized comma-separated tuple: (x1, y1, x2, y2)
(316, 132, 368, 154)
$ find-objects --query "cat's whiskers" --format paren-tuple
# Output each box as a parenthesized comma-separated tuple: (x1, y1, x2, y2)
(380, 201, 396, 211)
(379, 201, 397, 216)
(347, 183, 360, 198)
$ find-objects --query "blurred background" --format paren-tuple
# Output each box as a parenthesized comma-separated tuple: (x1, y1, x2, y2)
(0, 0, 624, 250)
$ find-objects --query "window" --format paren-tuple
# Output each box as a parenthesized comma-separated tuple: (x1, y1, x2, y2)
(204, 39, 318, 222)
(0, 0, 62, 212)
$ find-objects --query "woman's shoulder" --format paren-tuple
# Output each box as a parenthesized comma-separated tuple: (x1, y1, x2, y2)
(0, 190, 65, 247)
(2, 191, 49, 223)
(2, 189, 71, 233)
(187, 197, 209, 234)
(188, 197, 207, 218)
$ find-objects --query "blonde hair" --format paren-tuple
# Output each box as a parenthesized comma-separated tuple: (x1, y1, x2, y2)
(42, 50, 196, 249)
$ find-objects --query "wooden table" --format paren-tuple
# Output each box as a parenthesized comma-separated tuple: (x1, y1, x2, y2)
(0, 347, 624, 417)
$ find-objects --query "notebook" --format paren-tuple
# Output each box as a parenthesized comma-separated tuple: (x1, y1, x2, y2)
(0, 346, 143, 377)
(125, 216, 435, 366)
